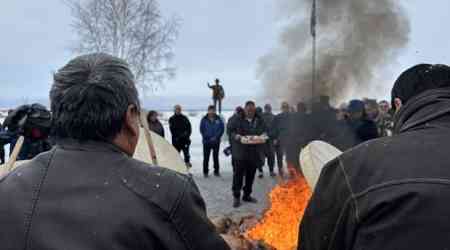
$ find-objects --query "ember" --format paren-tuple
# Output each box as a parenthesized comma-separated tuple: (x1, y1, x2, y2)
(246, 167, 312, 250)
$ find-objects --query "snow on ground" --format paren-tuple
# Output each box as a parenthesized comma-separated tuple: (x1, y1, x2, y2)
(1, 110, 279, 219)
(160, 111, 279, 219)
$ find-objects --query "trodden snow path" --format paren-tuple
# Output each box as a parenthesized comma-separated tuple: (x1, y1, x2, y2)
(192, 162, 279, 220)
(159, 111, 279, 219)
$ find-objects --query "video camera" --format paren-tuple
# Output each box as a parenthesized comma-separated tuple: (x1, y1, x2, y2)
(2, 104, 52, 142)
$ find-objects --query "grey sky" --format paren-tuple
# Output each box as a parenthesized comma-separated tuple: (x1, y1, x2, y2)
(0, 1, 449, 104)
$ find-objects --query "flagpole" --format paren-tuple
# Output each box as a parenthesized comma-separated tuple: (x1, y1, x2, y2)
(311, 0, 317, 105)
(312, 27, 316, 103)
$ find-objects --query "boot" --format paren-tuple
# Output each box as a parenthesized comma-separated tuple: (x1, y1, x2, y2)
(278, 168, 285, 179)
(233, 197, 241, 208)
(243, 196, 258, 203)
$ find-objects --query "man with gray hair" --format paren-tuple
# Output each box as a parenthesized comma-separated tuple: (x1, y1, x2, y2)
(0, 53, 229, 250)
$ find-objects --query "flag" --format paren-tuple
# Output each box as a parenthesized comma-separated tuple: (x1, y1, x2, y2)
(311, 0, 317, 37)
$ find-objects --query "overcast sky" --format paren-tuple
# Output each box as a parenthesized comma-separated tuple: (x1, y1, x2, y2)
(1, 0, 450, 105)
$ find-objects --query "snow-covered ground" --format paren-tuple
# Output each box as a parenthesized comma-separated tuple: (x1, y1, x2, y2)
(160, 110, 278, 218)
(1, 110, 279, 218)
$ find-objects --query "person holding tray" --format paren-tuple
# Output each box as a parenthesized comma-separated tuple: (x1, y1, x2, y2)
(228, 100, 267, 208)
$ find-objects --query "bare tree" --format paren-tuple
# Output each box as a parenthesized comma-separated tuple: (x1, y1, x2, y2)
(65, 0, 180, 92)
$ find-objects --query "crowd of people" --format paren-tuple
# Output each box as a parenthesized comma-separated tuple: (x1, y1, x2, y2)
(141, 92, 396, 209)
(299, 64, 450, 250)
(0, 61, 397, 214)
(0, 54, 230, 250)
(2, 53, 450, 250)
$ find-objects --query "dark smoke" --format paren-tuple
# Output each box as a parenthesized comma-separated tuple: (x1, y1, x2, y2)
(259, 0, 410, 104)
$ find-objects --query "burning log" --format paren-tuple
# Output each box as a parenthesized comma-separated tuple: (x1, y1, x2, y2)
(212, 216, 275, 250)
(213, 164, 312, 250)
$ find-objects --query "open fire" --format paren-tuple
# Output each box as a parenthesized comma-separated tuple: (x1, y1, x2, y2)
(246, 166, 312, 250)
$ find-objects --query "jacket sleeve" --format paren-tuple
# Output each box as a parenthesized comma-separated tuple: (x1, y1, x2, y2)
(227, 117, 240, 142)
(259, 117, 267, 135)
(298, 158, 357, 250)
(169, 117, 175, 137)
(169, 178, 230, 250)
(218, 119, 225, 138)
(226, 118, 234, 138)
(186, 117, 192, 138)
(199, 118, 206, 137)
(272, 116, 280, 139)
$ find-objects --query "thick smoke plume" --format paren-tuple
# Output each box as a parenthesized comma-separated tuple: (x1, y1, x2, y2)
(260, 0, 410, 104)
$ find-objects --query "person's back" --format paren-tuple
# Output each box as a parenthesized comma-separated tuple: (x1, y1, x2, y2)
(0, 144, 222, 249)
(261, 111, 275, 133)
(273, 111, 291, 140)
(286, 107, 312, 169)
(331, 100, 379, 151)
(299, 64, 450, 250)
(310, 103, 339, 142)
(0, 53, 228, 250)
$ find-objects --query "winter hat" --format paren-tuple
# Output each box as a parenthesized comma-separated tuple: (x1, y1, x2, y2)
(391, 64, 450, 108)
(348, 100, 365, 114)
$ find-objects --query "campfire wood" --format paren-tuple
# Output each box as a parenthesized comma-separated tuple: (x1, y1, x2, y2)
(212, 216, 275, 250)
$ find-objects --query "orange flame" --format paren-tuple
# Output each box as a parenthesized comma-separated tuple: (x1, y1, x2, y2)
(246, 165, 312, 250)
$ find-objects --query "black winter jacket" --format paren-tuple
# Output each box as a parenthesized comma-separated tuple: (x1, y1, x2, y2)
(299, 88, 450, 250)
(169, 114, 192, 146)
(272, 112, 291, 142)
(332, 118, 379, 151)
(261, 112, 275, 138)
(286, 112, 314, 167)
(0, 140, 229, 250)
(228, 115, 266, 165)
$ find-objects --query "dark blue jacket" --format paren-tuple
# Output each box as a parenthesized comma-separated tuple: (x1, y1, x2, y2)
(200, 115, 224, 145)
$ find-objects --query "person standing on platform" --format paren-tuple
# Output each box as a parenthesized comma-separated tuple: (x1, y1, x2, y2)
(200, 105, 225, 177)
(207, 78, 225, 114)
(228, 101, 266, 208)
(169, 105, 192, 168)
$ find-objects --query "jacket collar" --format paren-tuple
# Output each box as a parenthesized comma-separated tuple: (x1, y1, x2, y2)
(394, 88, 450, 134)
(56, 138, 127, 155)
(203, 114, 219, 121)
